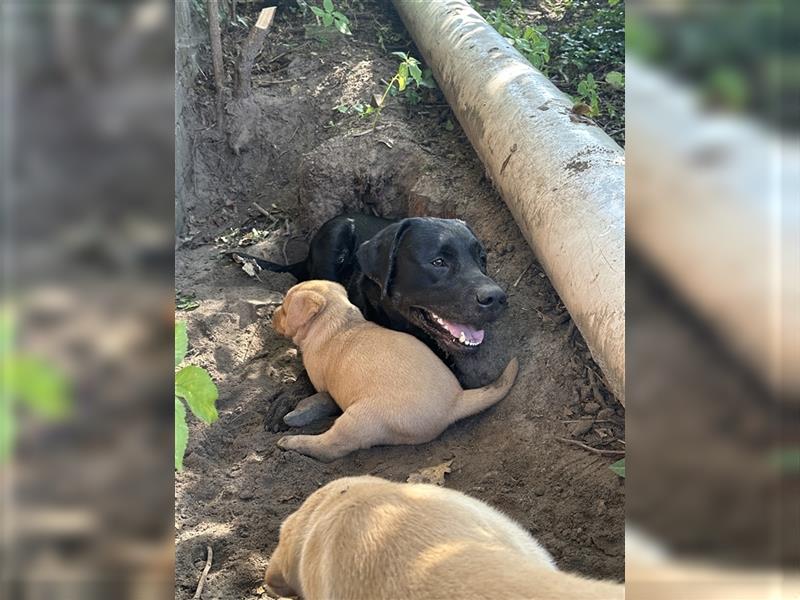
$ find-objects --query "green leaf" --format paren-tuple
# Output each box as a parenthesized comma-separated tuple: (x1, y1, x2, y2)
(11, 356, 71, 419)
(175, 365, 219, 425)
(175, 321, 188, 367)
(0, 399, 15, 460)
(392, 51, 408, 60)
(335, 18, 351, 35)
(397, 74, 407, 92)
(605, 70, 624, 89)
(310, 6, 325, 17)
(408, 63, 423, 85)
(609, 458, 625, 478)
(769, 447, 800, 472)
(332, 10, 348, 22)
(322, 0, 334, 13)
(322, 12, 333, 26)
(175, 397, 188, 471)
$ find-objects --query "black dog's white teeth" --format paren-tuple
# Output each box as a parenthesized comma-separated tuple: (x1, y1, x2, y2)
(421, 310, 482, 346)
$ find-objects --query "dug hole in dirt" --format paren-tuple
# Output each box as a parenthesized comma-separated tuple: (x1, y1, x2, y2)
(175, 2, 624, 597)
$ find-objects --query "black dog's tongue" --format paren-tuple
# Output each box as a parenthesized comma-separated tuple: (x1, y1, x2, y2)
(440, 319, 485, 345)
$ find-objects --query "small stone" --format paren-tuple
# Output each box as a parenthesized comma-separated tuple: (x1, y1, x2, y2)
(533, 485, 546, 496)
(583, 402, 601, 415)
(597, 408, 615, 420)
(238, 489, 254, 501)
(570, 419, 594, 437)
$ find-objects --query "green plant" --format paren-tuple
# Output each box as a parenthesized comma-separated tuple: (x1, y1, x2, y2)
(370, 52, 429, 128)
(0, 310, 72, 459)
(310, 0, 351, 35)
(574, 73, 601, 116)
(609, 458, 625, 477)
(483, 1, 550, 69)
(175, 320, 219, 471)
(605, 70, 624, 89)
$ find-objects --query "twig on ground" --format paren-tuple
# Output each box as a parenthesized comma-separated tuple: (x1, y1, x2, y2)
(193, 545, 213, 599)
(351, 125, 388, 137)
(281, 234, 304, 265)
(555, 437, 625, 457)
(253, 202, 271, 218)
(276, 125, 301, 158)
(256, 76, 305, 85)
(513, 262, 533, 287)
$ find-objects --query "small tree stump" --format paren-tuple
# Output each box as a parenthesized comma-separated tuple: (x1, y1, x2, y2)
(236, 7, 276, 99)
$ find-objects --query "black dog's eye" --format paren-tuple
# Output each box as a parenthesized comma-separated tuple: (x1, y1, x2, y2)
(431, 258, 446, 267)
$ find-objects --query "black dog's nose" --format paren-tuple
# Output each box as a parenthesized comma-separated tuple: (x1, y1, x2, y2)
(476, 285, 507, 308)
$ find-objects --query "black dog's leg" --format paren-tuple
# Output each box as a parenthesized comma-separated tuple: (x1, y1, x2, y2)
(283, 392, 341, 427)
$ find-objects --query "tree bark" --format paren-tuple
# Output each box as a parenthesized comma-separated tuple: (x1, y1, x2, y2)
(206, 0, 226, 127)
(236, 7, 276, 99)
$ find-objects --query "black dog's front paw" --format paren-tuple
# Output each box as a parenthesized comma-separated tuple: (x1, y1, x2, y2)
(264, 393, 298, 433)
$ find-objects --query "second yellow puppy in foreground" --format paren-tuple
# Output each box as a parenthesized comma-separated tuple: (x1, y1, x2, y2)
(272, 280, 518, 461)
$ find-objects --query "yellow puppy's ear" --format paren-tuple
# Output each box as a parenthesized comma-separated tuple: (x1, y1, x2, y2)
(284, 290, 326, 336)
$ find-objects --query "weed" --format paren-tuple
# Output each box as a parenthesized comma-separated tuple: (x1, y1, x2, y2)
(370, 52, 432, 128)
(176, 292, 201, 311)
(484, 2, 550, 70)
(574, 73, 600, 116)
(310, 0, 351, 35)
(609, 458, 625, 477)
(0, 309, 71, 460)
(175, 321, 219, 471)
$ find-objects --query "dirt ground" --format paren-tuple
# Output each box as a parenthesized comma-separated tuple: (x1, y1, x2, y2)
(174, 2, 625, 598)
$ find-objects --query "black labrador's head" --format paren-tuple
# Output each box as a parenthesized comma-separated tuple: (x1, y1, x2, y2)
(356, 217, 507, 353)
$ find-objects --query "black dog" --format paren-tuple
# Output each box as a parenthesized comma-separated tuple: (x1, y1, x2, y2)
(232, 214, 509, 428)
(231, 214, 507, 356)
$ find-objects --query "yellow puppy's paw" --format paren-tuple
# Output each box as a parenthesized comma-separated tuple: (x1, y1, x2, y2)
(276, 436, 296, 451)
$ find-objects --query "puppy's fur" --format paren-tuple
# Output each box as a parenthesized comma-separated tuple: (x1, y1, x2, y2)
(264, 476, 624, 600)
(272, 280, 518, 462)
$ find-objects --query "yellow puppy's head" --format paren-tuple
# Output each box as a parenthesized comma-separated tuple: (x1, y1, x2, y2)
(264, 479, 346, 597)
(272, 280, 348, 339)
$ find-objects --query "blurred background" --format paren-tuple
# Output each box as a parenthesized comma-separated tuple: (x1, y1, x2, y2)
(1, 1, 174, 598)
(625, 0, 799, 597)
(0, 0, 797, 598)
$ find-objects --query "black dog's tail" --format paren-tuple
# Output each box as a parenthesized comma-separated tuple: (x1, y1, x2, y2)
(227, 251, 309, 281)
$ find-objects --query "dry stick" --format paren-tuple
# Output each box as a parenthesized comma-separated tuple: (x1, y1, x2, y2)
(513, 262, 533, 287)
(253, 201, 271, 218)
(193, 545, 213, 599)
(236, 7, 276, 99)
(206, 0, 226, 128)
(555, 437, 625, 457)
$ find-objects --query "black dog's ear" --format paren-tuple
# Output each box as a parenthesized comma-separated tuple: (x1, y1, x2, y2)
(356, 220, 412, 299)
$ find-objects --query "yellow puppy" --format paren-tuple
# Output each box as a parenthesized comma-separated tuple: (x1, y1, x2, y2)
(272, 280, 518, 462)
(265, 476, 624, 600)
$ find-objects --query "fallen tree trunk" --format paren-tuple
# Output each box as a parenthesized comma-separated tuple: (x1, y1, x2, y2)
(627, 57, 799, 401)
(391, 0, 626, 403)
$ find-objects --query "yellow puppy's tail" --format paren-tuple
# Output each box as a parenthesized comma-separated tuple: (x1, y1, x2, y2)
(451, 357, 519, 422)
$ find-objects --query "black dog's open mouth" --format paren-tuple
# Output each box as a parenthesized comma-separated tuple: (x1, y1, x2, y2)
(412, 307, 485, 349)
